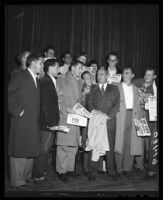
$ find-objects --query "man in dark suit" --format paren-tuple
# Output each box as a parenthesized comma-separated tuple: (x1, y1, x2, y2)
(8, 53, 42, 187)
(32, 58, 60, 181)
(86, 67, 120, 181)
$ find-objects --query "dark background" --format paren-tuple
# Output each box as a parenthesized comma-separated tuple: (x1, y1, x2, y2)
(5, 4, 158, 78)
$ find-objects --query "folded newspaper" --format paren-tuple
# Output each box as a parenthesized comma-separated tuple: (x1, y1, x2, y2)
(73, 103, 92, 118)
(148, 96, 157, 121)
(67, 113, 87, 127)
(107, 74, 121, 84)
(47, 126, 70, 133)
(134, 118, 151, 136)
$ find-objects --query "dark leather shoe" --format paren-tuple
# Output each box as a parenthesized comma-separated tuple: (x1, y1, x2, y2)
(66, 171, 80, 179)
(84, 172, 89, 177)
(88, 174, 96, 181)
(123, 171, 133, 178)
(116, 172, 123, 179)
(57, 173, 70, 183)
(26, 178, 34, 184)
(141, 172, 157, 180)
(98, 170, 107, 175)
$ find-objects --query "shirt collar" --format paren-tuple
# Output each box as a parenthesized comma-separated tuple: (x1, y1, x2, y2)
(27, 68, 37, 79)
(99, 82, 108, 89)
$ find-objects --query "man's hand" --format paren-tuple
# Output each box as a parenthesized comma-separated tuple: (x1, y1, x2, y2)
(91, 109, 110, 119)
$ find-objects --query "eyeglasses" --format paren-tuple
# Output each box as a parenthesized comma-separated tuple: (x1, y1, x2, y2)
(109, 59, 117, 62)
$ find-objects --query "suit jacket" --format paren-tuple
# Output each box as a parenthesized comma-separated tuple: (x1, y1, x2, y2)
(8, 69, 40, 157)
(86, 83, 120, 129)
(56, 72, 83, 146)
(115, 83, 143, 155)
(39, 74, 59, 131)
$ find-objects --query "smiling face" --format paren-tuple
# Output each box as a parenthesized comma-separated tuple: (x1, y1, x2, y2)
(90, 63, 98, 73)
(97, 69, 108, 84)
(144, 70, 156, 84)
(107, 55, 118, 68)
(122, 68, 134, 83)
(45, 49, 55, 58)
(78, 55, 87, 65)
(72, 63, 83, 77)
(83, 73, 92, 86)
(63, 53, 72, 65)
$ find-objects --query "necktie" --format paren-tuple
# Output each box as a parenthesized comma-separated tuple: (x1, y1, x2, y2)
(101, 84, 105, 95)
(35, 77, 38, 88)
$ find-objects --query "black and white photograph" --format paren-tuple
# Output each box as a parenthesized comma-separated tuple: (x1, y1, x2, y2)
(5, 4, 159, 197)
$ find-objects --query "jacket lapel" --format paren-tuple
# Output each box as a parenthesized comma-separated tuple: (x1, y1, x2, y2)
(25, 69, 38, 90)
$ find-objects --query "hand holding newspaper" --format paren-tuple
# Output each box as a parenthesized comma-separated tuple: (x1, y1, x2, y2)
(47, 126, 70, 133)
(107, 74, 121, 84)
(134, 118, 151, 136)
(66, 103, 92, 127)
(73, 103, 92, 118)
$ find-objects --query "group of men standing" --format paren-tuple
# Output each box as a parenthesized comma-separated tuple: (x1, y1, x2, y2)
(7, 49, 158, 187)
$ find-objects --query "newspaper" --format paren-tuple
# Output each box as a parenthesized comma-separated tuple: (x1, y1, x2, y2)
(134, 118, 151, 136)
(47, 126, 70, 133)
(67, 114, 87, 127)
(73, 103, 92, 118)
(148, 96, 157, 121)
(107, 74, 121, 84)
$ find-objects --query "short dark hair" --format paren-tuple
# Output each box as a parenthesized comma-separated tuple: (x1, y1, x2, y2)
(78, 52, 87, 57)
(43, 46, 55, 55)
(144, 67, 157, 76)
(122, 66, 135, 74)
(81, 71, 91, 80)
(44, 58, 59, 73)
(87, 60, 99, 68)
(106, 51, 119, 61)
(76, 52, 87, 60)
(97, 67, 108, 75)
(15, 50, 30, 66)
(62, 51, 72, 58)
(69, 59, 83, 71)
(26, 53, 41, 68)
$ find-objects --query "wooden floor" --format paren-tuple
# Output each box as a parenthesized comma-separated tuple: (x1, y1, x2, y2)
(5, 154, 159, 197)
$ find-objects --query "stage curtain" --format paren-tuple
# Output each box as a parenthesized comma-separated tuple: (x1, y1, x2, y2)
(5, 4, 158, 78)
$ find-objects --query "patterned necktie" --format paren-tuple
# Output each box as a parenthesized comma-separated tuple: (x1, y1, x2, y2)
(101, 84, 105, 96)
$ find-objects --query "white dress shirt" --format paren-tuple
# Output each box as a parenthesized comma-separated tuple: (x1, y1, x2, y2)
(122, 82, 134, 109)
(48, 73, 56, 88)
(99, 83, 108, 92)
(27, 68, 37, 88)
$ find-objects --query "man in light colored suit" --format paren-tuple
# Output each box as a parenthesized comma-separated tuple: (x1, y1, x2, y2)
(56, 60, 83, 182)
(115, 66, 143, 179)
(8, 54, 42, 187)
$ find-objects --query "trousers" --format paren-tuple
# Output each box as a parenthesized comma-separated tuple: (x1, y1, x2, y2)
(115, 110, 134, 172)
(9, 156, 33, 186)
(32, 131, 54, 178)
(56, 145, 78, 174)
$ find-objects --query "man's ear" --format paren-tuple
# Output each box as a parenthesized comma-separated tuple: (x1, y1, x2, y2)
(154, 75, 157, 80)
